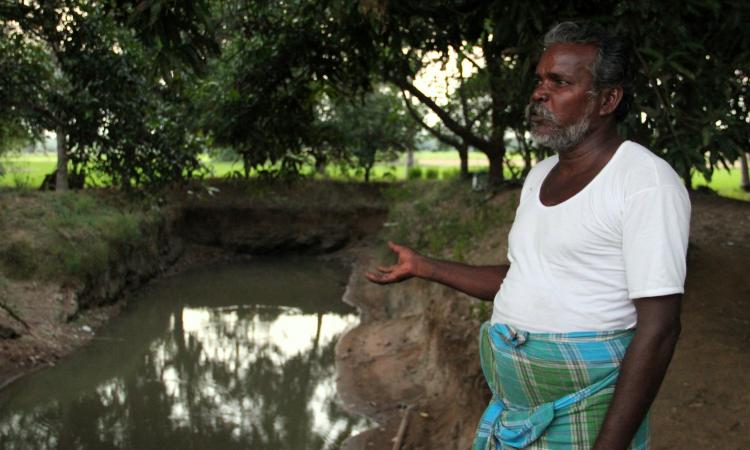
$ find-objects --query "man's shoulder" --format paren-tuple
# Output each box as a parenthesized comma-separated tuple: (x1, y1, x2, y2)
(527, 154, 558, 179)
(612, 141, 685, 193)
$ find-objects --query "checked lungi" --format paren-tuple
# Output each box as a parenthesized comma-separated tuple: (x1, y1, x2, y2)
(472, 322, 650, 450)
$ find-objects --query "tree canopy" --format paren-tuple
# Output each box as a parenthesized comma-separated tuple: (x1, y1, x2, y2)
(1, 0, 748, 189)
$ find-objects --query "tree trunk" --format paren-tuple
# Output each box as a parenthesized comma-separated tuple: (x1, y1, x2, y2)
(364, 165, 371, 183)
(55, 128, 68, 191)
(406, 147, 414, 169)
(315, 154, 327, 175)
(458, 144, 469, 180)
(740, 151, 750, 192)
(486, 147, 504, 186)
(242, 153, 251, 178)
(682, 166, 692, 191)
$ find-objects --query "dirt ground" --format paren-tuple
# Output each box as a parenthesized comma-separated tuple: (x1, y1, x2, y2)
(337, 191, 750, 449)
(651, 193, 750, 449)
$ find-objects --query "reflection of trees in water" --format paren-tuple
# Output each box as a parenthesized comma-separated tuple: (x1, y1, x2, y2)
(0, 305, 365, 450)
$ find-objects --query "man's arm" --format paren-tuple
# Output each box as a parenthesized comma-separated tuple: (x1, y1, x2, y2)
(593, 293, 682, 450)
(365, 241, 509, 301)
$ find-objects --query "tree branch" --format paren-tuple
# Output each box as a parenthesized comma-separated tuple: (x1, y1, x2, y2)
(451, 43, 483, 71)
(392, 77, 492, 153)
(400, 90, 463, 149)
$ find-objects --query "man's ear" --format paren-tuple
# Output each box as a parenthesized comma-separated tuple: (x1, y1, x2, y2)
(598, 86, 624, 116)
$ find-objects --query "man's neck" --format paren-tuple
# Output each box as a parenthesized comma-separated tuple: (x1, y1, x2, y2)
(556, 125, 623, 176)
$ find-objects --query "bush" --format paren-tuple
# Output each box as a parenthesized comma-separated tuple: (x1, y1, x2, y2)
(424, 168, 439, 180)
(407, 167, 423, 180)
(440, 168, 462, 180)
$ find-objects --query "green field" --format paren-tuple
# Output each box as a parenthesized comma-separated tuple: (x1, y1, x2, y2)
(2, 152, 748, 201)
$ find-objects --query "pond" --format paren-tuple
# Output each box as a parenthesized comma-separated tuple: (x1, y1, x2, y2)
(0, 258, 368, 449)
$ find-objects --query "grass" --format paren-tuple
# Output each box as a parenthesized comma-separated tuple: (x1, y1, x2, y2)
(381, 181, 518, 263)
(693, 168, 750, 201)
(2, 151, 748, 201)
(0, 154, 56, 188)
(0, 190, 157, 283)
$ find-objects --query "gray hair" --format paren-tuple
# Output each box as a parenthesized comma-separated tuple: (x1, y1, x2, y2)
(543, 22, 635, 121)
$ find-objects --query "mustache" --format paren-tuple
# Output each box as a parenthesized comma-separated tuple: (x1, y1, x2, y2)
(525, 103, 558, 124)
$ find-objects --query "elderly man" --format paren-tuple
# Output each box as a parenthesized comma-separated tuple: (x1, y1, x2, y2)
(366, 22, 690, 449)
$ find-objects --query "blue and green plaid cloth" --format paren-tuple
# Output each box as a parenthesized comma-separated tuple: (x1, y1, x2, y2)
(473, 322, 650, 449)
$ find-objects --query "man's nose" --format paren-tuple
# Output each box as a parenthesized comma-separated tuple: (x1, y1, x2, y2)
(531, 85, 549, 103)
(531, 82, 549, 103)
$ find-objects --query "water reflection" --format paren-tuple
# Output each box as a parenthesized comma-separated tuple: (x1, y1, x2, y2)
(0, 259, 367, 449)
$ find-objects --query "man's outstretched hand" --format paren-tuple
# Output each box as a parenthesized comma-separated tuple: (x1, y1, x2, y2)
(365, 241, 508, 301)
(365, 241, 426, 284)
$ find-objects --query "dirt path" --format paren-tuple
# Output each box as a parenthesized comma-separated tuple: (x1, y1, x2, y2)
(651, 194, 750, 449)
(338, 192, 750, 449)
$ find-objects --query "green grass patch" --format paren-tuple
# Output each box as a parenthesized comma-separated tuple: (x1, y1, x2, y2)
(0, 154, 56, 189)
(693, 168, 750, 201)
(0, 190, 156, 283)
(381, 180, 517, 262)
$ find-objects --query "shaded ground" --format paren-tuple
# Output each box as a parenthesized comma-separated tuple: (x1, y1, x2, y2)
(651, 194, 750, 449)
(337, 191, 750, 449)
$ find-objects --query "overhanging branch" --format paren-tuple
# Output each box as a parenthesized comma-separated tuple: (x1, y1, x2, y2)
(392, 77, 493, 153)
(400, 90, 463, 149)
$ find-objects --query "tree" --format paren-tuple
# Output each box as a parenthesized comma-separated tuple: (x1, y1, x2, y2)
(0, 1, 205, 190)
(360, 0, 750, 188)
(195, 0, 377, 179)
(328, 86, 418, 182)
(361, 1, 544, 185)
(612, 0, 750, 189)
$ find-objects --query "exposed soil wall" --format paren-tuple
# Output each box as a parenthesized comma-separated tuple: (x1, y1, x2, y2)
(176, 205, 385, 254)
(336, 252, 490, 450)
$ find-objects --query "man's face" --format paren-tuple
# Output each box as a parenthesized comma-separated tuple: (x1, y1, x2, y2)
(526, 43, 599, 152)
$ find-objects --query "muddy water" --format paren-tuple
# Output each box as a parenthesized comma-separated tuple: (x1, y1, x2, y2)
(0, 258, 369, 449)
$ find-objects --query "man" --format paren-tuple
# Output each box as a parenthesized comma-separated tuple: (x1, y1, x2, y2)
(366, 22, 690, 449)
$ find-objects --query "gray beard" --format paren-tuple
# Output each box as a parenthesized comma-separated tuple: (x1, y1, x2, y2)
(526, 103, 594, 152)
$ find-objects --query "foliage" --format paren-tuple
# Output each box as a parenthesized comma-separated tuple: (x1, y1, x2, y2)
(609, 0, 750, 187)
(196, 0, 378, 179)
(0, 1, 206, 190)
(361, 0, 750, 188)
(2, 1, 749, 191)
(325, 87, 419, 182)
(107, 0, 219, 76)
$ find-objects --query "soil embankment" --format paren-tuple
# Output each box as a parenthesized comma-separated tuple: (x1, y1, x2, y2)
(336, 189, 750, 449)
(0, 210, 181, 388)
